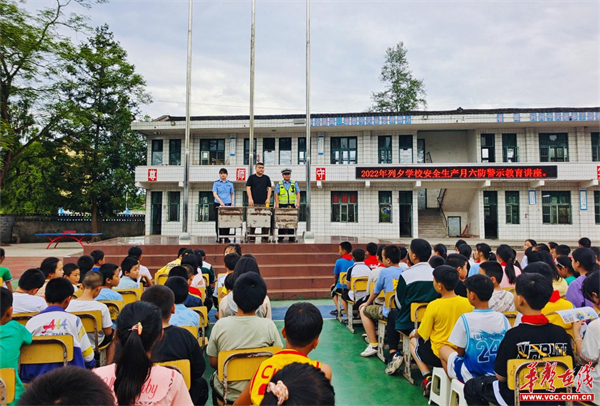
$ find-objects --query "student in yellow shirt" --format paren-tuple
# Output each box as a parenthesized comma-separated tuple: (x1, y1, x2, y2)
(155, 248, 193, 278)
(409, 265, 473, 397)
(233, 302, 332, 405)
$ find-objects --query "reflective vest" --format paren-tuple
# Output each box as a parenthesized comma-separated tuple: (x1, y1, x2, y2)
(277, 181, 297, 204)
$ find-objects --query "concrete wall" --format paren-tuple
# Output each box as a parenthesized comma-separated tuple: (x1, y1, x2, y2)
(417, 131, 469, 164)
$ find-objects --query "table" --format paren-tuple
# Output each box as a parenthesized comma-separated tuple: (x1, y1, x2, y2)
(35, 232, 102, 249)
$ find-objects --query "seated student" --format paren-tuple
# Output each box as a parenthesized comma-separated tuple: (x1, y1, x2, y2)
(165, 276, 200, 330)
(235, 302, 333, 406)
(17, 366, 115, 406)
(528, 250, 569, 297)
(330, 241, 354, 317)
(77, 255, 95, 283)
(196, 248, 216, 290)
(94, 301, 193, 406)
(439, 275, 509, 383)
(364, 242, 380, 269)
(222, 257, 272, 319)
(548, 241, 558, 257)
(495, 244, 521, 289)
(358, 245, 404, 359)
(0, 287, 32, 406)
(429, 255, 445, 269)
(457, 243, 475, 267)
(66, 272, 113, 349)
(218, 273, 236, 319)
(479, 262, 515, 312)
(156, 248, 193, 277)
(445, 254, 469, 297)
(567, 247, 599, 308)
(214, 252, 241, 304)
(90, 249, 105, 272)
(22, 278, 95, 383)
(224, 243, 243, 256)
(409, 266, 473, 396)
(468, 243, 495, 277)
(95, 263, 124, 302)
(579, 237, 592, 248)
(207, 272, 283, 404)
(142, 285, 209, 406)
(37, 257, 64, 297)
(259, 363, 335, 406)
(465, 273, 574, 406)
(12, 268, 47, 313)
(169, 265, 203, 307)
(128, 246, 153, 287)
(556, 255, 578, 285)
(0, 248, 14, 292)
(115, 256, 141, 289)
(63, 263, 81, 291)
(555, 243, 571, 258)
(592, 246, 600, 266)
(185, 254, 214, 311)
(433, 243, 448, 260)
(520, 239, 536, 269)
(345, 248, 371, 309)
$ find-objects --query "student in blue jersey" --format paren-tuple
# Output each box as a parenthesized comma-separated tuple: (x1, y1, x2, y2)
(439, 274, 509, 383)
(330, 241, 354, 317)
(95, 263, 124, 302)
(165, 276, 200, 330)
(213, 167, 235, 243)
(115, 256, 141, 289)
(274, 168, 300, 243)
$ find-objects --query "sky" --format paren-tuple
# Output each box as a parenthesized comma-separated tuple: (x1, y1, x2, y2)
(23, 0, 600, 119)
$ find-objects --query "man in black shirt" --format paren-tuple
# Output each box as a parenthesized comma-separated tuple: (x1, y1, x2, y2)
(245, 162, 272, 241)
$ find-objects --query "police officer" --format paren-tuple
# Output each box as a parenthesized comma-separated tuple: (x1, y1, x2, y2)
(274, 168, 300, 242)
(212, 168, 235, 243)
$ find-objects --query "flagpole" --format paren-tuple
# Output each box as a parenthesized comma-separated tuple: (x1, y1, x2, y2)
(248, 0, 256, 176)
(304, 0, 315, 242)
(180, 0, 193, 243)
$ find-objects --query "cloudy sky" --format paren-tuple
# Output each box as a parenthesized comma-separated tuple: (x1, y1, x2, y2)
(25, 0, 600, 118)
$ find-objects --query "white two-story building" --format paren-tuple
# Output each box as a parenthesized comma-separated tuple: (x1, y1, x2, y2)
(132, 107, 600, 241)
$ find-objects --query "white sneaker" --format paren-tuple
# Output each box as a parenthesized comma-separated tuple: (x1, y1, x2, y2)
(385, 353, 404, 375)
(361, 345, 378, 357)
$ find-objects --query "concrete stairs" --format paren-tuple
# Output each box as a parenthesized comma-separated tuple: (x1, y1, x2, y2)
(418, 209, 447, 239)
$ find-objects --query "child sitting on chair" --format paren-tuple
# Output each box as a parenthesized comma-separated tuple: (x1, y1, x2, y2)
(95, 264, 123, 302)
(115, 256, 141, 289)
(344, 249, 372, 309)
(12, 268, 47, 314)
(330, 241, 354, 317)
(165, 276, 200, 330)
(479, 261, 516, 312)
(215, 253, 241, 305)
(37, 257, 64, 297)
(63, 263, 81, 291)
(168, 266, 203, 308)
(259, 363, 335, 406)
(218, 273, 236, 319)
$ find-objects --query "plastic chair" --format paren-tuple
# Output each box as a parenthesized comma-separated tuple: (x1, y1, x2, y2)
(346, 276, 369, 333)
(157, 359, 191, 390)
(202, 273, 210, 287)
(375, 279, 399, 363)
(188, 306, 209, 348)
(335, 272, 347, 322)
(156, 274, 168, 285)
(449, 378, 466, 406)
(12, 312, 38, 327)
(0, 368, 15, 406)
(503, 311, 518, 327)
(20, 335, 74, 367)
(429, 367, 451, 406)
(399, 302, 429, 385)
(114, 288, 143, 305)
(98, 300, 124, 321)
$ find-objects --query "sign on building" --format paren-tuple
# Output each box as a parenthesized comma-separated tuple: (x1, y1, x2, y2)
(356, 165, 558, 180)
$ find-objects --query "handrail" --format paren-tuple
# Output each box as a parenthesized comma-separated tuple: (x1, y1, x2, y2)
(437, 188, 448, 236)
(425, 151, 433, 163)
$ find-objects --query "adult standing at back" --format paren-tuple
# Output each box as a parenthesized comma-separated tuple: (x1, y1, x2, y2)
(245, 162, 272, 241)
(213, 168, 235, 243)
(274, 168, 300, 243)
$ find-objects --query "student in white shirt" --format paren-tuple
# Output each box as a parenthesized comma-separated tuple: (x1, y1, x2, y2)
(12, 269, 48, 314)
(128, 246, 153, 287)
(345, 249, 372, 303)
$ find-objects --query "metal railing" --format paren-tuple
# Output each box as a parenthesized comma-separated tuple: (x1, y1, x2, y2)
(437, 188, 448, 236)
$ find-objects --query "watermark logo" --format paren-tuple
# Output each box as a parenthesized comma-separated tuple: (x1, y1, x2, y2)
(519, 362, 595, 402)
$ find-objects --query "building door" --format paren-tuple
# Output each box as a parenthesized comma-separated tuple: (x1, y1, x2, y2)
(263, 138, 276, 165)
(151, 191, 162, 235)
(483, 191, 498, 239)
(418, 189, 427, 210)
(448, 216, 461, 237)
(399, 191, 412, 237)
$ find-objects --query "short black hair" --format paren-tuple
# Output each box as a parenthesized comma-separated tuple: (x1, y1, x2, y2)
(455, 239, 467, 249)
(515, 273, 553, 310)
(383, 245, 401, 264)
(556, 244, 571, 256)
(548, 242, 558, 250)
(77, 255, 95, 274)
(224, 273, 235, 291)
(398, 246, 408, 261)
(194, 249, 206, 259)
(18, 268, 46, 291)
(141, 285, 175, 320)
(410, 239, 432, 262)
(351, 248, 365, 262)
(1, 287, 12, 318)
(128, 246, 143, 259)
(81, 272, 103, 290)
(232, 272, 267, 313)
(121, 256, 139, 274)
(579, 237, 592, 248)
(583, 271, 599, 303)
(377, 244, 387, 263)
(63, 263, 79, 277)
(177, 247, 187, 257)
(219, 168, 228, 174)
(168, 266, 189, 280)
(433, 265, 460, 291)
(446, 254, 468, 270)
(261, 363, 335, 406)
(180, 264, 196, 277)
(17, 365, 115, 406)
(480, 261, 503, 284)
(45, 278, 75, 304)
(256, 162, 264, 166)
(366, 243, 378, 256)
(534, 243, 550, 253)
(428, 256, 445, 268)
(181, 248, 194, 257)
(89, 249, 105, 264)
(164, 276, 189, 304)
(40, 257, 60, 278)
(465, 274, 494, 302)
(224, 252, 241, 271)
(0, 248, 4, 257)
(181, 254, 199, 273)
(457, 244, 472, 259)
(224, 243, 242, 255)
(525, 239, 538, 247)
(339, 241, 352, 254)
(99, 263, 119, 285)
(284, 302, 323, 347)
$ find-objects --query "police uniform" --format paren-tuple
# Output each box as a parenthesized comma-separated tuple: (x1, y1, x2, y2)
(275, 168, 300, 242)
(212, 178, 235, 242)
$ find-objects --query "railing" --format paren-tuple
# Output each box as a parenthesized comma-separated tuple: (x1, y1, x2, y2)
(437, 189, 448, 236)
(425, 152, 433, 163)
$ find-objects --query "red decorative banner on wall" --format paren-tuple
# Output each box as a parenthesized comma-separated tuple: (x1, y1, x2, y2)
(356, 165, 558, 180)
(316, 167, 326, 181)
(236, 168, 247, 181)
(148, 169, 157, 181)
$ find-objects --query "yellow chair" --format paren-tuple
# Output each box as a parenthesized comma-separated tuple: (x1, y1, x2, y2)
(202, 273, 210, 287)
(188, 306, 209, 348)
(115, 288, 143, 305)
(156, 274, 168, 285)
(503, 311, 519, 327)
(0, 368, 15, 406)
(375, 279, 399, 363)
(69, 310, 103, 350)
(217, 346, 282, 405)
(99, 300, 124, 321)
(334, 272, 348, 322)
(20, 335, 74, 367)
(398, 302, 429, 385)
(346, 276, 369, 333)
(12, 312, 38, 327)
(507, 356, 573, 406)
(157, 359, 191, 390)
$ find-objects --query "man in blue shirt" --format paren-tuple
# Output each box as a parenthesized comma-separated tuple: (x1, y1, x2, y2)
(213, 168, 235, 243)
(274, 168, 300, 242)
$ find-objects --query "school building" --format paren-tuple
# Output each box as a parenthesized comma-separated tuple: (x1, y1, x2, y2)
(131, 107, 600, 241)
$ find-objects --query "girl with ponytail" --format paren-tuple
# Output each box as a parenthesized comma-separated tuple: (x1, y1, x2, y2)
(94, 302, 193, 406)
(566, 248, 599, 308)
(496, 244, 522, 288)
(468, 243, 496, 277)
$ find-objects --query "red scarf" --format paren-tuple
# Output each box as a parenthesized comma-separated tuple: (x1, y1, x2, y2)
(342, 254, 352, 260)
(548, 290, 561, 303)
(521, 314, 549, 325)
(500, 262, 507, 267)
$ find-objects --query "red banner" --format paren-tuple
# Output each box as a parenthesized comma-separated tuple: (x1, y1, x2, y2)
(356, 165, 557, 180)
(148, 169, 157, 181)
(236, 168, 247, 181)
(316, 167, 326, 181)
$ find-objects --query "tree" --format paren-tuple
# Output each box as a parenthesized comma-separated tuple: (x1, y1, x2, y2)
(58, 25, 150, 234)
(369, 42, 427, 112)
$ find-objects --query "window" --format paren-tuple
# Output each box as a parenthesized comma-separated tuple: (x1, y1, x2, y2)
(592, 133, 600, 162)
(168, 192, 180, 222)
(331, 137, 357, 164)
(417, 139, 425, 163)
(399, 135, 413, 163)
(200, 139, 225, 165)
(595, 191, 600, 224)
(298, 137, 306, 164)
(151, 140, 163, 165)
(263, 138, 276, 165)
(331, 191, 358, 222)
(539, 133, 569, 162)
(502, 134, 518, 163)
(197, 192, 215, 222)
(505, 191, 520, 224)
(481, 134, 495, 163)
(244, 138, 257, 165)
(378, 136, 392, 164)
(169, 139, 181, 165)
(279, 138, 292, 165)
(542, 191, 572, 224)
(379, 191, 392, 223)
(299, 191, 307, 222)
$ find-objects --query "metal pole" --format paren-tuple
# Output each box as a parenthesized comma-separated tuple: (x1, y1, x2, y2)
(180, 0, 193, 243)
(248, 0, 256, 176)
(304, 0, 314, 240)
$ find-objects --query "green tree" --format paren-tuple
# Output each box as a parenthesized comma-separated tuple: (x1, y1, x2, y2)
(369, 42, 427, 112)
(58, 25, 150, 234)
